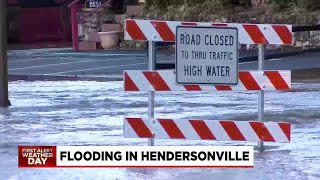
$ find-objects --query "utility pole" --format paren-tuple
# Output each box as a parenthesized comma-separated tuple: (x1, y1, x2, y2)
(0, 0, 11, 107)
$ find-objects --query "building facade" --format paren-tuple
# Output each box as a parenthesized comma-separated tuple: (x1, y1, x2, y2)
(8, 0, 73, 44)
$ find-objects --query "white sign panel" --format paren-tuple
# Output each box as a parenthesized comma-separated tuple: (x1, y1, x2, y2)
(175, 26, 239, 85)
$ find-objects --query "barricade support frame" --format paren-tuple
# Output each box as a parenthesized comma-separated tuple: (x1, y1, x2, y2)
(123, 19, 293, 152)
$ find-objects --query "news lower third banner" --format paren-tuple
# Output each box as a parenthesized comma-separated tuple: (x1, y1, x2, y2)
(18, 146, 254, 168)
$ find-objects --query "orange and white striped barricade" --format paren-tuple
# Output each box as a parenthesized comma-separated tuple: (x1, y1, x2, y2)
(124, 70, 291, 91)
(123, 19, 293, 151)
(125, 19, 292, 45)
(124, 118, 291, 143)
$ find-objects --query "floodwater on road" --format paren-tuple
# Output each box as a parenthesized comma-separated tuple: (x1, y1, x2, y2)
(0, 80, 319, 180)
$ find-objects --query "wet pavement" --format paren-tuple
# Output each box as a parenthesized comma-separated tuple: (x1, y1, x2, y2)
(7, 48, 320, 77)
(0, 80, 319, 180)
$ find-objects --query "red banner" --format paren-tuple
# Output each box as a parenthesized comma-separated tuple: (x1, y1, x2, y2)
(18, 146, 57, 168)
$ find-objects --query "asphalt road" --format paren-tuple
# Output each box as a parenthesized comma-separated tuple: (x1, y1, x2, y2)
(7, 48, 320, 77)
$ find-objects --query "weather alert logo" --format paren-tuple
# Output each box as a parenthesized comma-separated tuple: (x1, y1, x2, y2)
(18, 146, 56, 168)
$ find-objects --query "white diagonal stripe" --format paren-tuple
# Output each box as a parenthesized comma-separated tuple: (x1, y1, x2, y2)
(258, 25, 283, 45)
(264, 122, 290, 142)
(199, 85, 216, 91)
(260, 71, 274, 90)
(123, 118, 139, 138)
(158, 70, 186, 91)
(229, 76, 246, 91)
(205, 120, 231, 141)
(136, 20, 163, 41)
(167, 21, 183, 37)
(174, 119, 200, 140)
(249, 71, 265, 90)
(286, 25, 293, 32)
(278, 71, 291, 89)
(151, 119, 170, 139)
(229, 23, 254, 45)
(197, 22, 212, 26)
(124, 31, 132, 41)
(235, 121, 260, 142)
(263, 71, 291, 90)
(126, 71, 154, 91)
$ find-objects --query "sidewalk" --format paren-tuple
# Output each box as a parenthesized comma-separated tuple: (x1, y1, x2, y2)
(7, 47, 320, 84)
(8, 42, 72, 50)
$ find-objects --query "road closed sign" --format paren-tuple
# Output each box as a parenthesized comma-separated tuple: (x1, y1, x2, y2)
(175, 26, 239, 85)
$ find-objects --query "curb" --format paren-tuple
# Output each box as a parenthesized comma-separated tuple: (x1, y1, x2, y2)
(9, 74, 123, 82)
(156, 48, 320, 69)
(9, 68, 320, 84)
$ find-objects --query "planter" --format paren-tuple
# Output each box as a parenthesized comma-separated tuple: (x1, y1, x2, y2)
(98, 31, 121, 49)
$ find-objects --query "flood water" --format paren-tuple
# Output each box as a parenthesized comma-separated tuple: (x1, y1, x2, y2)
(1, 80, 319, 180)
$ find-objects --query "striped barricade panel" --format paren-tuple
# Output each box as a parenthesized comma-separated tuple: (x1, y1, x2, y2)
(124, 19, 292, 45)
(124, 118, 291, 143)
(124, 70, 291, 91)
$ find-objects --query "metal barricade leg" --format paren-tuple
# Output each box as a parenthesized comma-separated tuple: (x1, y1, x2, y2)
(258, 44, 265, 152)
(148, 41, 156, 146)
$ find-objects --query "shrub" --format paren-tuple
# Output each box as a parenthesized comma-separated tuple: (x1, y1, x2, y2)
(144, 0, 320, 12)
(271, 0, 320, 10)
(144, 0, 252, 9)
